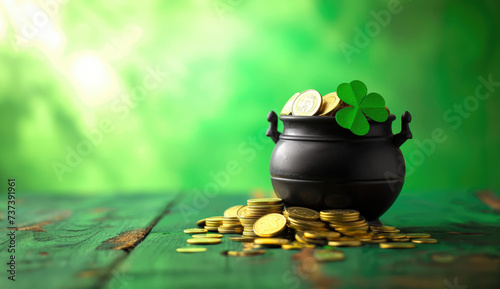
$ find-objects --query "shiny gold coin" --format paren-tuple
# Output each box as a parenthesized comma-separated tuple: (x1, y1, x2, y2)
(321, 209, 359, 215)
(230, 236, 255, 242)
(247, 198, 283, 205)
(412, 238, 438, 244)
(236, 205, 249, 218)
(196, 218, 206, 227)
(254, 238, 290, 245)
(176, 247, 207, 253)
(204, 226, 220, 231)
(364, 238, 387, 244)
(286, 207, 320, 221)
(385, 233, 406, 239)
(183, 228, 208, 234)
(192, 233, 223, 238)
(205, 216, 224, 222)
(406, 233, 431, 239)
(281, 92, 301, 115)
(292, 89, 322, 116)
(313, 249, 345, 262)
(282, 244, 304, 250)
(186, 238, 222, 245)
(227, 250, 266, 257)
(341, 230, 369, 236)
(288, 217, 327, 228)
(224, 205, 244, 217)
(295, 232, 327, 246)
(370, 225, 396, 232)
(379, 242, 415, 249)
(253, 213, 287, 237)
(328, 240, 363, 247)
(218, 228, 243, 234)
(304, 231, 341, 240)
(318, 92, 342, 116)
(391, 238, 410, 242)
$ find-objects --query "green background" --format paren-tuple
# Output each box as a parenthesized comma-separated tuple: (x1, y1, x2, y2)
(1, 0, 499, 195)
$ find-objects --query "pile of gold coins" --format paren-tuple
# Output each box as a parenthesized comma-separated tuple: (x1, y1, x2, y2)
(177, 198, 437, 259)
(281, 90, 389, 117)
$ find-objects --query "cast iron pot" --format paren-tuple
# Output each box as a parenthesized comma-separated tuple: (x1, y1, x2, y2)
(266, 110, 413, 223)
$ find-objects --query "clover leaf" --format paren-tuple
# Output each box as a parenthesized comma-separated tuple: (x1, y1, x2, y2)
(335, 80, 388, 136)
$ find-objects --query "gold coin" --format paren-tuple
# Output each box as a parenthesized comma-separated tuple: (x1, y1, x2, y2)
(340, 230, 369, 236)
(406, 233, 431, 239)
(227, 250, 266, 257)
(247, 198, 283, 205)
(281, 92, 301, 115)
(303, 231, 341, 240)
(286, 207, 320, 221)
(186, 238, 222, 245)
(254, 238, 290, 245)
(292, 90, 322, 116)
(183, 228, 208, 234)
(328, 240, 363, 247)
(204, 226, 220, 231)
(320, 209, 359, 217)
(412, 238, 438, 244)
(196, 218, 206, 227)
(288, 217, 327, 228)
(205, 216, 224, 222)
(318, 92, 341, 116)
(192, 233, 223, 238)
(379, 242, 415, 249)
(236, 205, 249, 218)
(282, 244, 306, 250)
(370, 225, 396, 231)
(390, 238, 410, 242)
(313, 249, 344, 262)
(364, 238, 387, 244)
(176, 247, 207, 253)
(224, 205, 244, 217)
(229, 236, 255, 242)
(384, 233, 406, 239)
(253, 213, 287, 237)
(218, 227, 243, 234)
(295, 232, 327, 246)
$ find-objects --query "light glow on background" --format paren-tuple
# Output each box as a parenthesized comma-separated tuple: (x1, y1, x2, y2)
(0, 0, 499, 195)
(67, 52, 121, 107)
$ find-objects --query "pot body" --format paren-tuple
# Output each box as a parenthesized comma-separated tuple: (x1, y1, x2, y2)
(267, 111, 412, 222)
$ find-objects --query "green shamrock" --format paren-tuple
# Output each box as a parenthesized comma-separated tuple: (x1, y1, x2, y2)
(335, 80, 388, 136)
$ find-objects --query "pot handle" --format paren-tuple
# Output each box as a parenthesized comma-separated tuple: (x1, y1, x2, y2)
(266, 111, 281, 144)
(393, 111, 413, 148)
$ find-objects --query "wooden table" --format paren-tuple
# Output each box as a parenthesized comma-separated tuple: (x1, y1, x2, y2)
(1, 190, 499, 289)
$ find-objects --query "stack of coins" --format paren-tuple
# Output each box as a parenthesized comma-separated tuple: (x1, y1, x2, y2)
(246, 198, 284, 217)
(237, 206, 259, 237)
(284, 207, 328, 232)
(320, 209, 369, 235)
(180, 197, 439, 259)
(204, 216, 224, 232)
(238, 198, 284, 237)
(218, 216, 243, 234)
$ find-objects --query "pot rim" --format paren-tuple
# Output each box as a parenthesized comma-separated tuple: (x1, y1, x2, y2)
(280, 114, 396, 123)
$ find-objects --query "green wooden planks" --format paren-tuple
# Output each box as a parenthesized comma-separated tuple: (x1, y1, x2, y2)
(0, 194, 175, 289)
(1, 190, 498, 289)
(109, 193, 310, 289)
(110, 190, 500, 289)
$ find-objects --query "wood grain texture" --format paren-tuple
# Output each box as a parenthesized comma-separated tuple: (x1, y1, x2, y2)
(0, 194, 175, 289)
(1, 190, 499, 289)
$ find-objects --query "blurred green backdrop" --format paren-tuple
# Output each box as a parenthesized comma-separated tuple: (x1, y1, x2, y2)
(0, 0, 499, 195)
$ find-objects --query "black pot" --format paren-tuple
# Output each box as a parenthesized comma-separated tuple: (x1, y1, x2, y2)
(266, 111, 413, 223)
